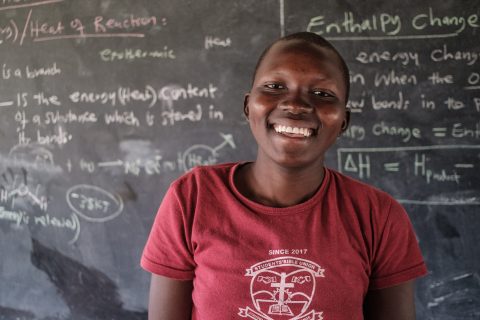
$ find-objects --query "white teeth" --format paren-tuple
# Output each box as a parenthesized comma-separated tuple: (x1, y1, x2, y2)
(273, 124, 312, 137)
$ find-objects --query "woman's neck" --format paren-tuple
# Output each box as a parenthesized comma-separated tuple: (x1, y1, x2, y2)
(236, 160, 325, 207)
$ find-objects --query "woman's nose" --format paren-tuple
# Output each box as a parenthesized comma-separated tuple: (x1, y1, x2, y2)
(279, 93, 313, 114)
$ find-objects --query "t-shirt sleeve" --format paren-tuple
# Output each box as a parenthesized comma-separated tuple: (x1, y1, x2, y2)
(140, 184, 195, 280)
(369, 198, 428, 290)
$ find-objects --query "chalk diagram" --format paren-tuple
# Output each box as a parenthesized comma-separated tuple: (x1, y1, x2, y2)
(66, 184, 124, 223)
(0, 167, 48, 211)
(8, 144, 55, 169)
(0, 144, 57, 211)
(182, 132, 236, 171)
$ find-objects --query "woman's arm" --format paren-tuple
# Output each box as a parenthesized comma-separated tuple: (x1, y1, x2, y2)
(148, 274, 193, 320)
(363, 280, 416, 320)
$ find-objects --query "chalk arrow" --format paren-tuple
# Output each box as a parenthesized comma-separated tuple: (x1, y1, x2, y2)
(97, 160, 123, 167)
(214, 133, 236, 152)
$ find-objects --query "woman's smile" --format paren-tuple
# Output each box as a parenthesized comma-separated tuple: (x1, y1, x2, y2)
(273, 124, 313, 138)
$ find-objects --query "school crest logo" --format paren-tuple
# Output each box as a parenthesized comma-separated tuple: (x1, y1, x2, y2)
(238, 257, 325, 320)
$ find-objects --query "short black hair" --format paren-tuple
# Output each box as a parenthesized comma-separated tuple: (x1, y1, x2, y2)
(252, 32, 350, 102)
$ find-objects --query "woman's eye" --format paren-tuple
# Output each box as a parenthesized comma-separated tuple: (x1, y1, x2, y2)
(312, 90, 333, 97)
(265, 83, 284, 89)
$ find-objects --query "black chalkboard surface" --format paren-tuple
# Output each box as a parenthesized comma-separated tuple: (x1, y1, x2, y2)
(0, 1, 478, 319)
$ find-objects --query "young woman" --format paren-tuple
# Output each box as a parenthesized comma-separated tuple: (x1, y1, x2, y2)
(141, 32, 427, 320)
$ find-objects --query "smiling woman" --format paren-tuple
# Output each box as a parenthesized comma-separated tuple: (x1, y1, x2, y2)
(243, 39, 348, 172)
(141, 32, 427, 320)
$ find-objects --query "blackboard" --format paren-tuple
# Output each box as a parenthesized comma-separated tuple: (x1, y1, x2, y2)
(0, 0, 478, 319)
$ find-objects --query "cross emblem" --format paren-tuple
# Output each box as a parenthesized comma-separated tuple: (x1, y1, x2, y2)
(271, 272, 294, 304)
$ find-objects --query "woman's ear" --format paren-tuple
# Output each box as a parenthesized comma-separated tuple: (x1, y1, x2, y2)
(340, 109, 351, 133)
(243, 93, 250, 119)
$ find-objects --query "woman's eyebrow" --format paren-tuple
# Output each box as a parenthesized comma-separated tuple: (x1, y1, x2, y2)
(262, 69, 334, 81)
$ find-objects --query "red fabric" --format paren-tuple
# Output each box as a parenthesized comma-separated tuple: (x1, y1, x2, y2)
(141, 163, 427, 320)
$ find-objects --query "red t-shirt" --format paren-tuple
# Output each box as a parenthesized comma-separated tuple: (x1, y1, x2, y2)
(141, 163, 427, 320)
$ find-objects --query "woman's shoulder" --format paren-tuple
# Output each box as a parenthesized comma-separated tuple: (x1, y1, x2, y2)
(326, 167, 398, 207)
(171, 162, 239, 190)
(325, 168, 412, 238)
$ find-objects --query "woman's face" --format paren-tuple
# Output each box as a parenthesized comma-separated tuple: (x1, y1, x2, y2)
(245, 40, 348, 169)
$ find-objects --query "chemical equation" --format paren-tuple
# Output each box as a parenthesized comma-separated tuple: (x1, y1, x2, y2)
(337, 145, 480, 205)
(88, 133, 236, 175)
